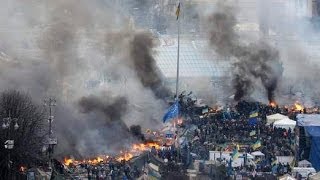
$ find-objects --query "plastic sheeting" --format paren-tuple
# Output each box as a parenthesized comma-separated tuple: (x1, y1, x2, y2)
(267, 113, 288, 125)
(273, 118, 296, 130)
(309, 136, 320, 171)
(305, 126, 320, 171)
(297, 115, 320, 171)
(297, 114, 320, 126)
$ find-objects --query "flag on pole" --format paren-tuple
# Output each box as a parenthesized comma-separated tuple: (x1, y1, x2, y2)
(163, 101, 179, 123)
(176, 3, 181, 20)
(249, 111, 258, 118)
(231, 148, 240, 160)
(252, 140, 262, 150)
(248, 117, 258, 126)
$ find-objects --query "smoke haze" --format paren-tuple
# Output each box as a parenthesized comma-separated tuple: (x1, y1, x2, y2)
(130, 32, 172, 99)
(207, 1, 283, 102)
(0, 0, 169, 157)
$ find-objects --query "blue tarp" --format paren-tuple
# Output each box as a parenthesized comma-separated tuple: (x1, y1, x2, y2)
(309, 136, 320, 171)
(305, 126, 320, 171)
(297, 115, 320, 171)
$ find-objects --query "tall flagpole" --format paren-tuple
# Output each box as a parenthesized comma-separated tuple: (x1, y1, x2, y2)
(175, 2, 181, 101)
(175, 2, 181, 162)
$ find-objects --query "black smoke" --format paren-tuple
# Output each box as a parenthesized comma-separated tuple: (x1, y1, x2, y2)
(129, 125, 145, 141)
(75, 95, 132, 156)
(78, 95, 128, 123)
(129, 32, 172, 99)
(207, 2, 283, 102)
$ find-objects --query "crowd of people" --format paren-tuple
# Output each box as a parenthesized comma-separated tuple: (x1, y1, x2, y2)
(57, 98, 319, 179)
(181, 100, 302, 176)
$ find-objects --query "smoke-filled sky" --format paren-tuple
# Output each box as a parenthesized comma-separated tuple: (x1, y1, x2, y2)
(207, 1, 283, 102)
(1, 0, 320, 156)
(0, 0, 171, 157)
(201, 0, 320, 106)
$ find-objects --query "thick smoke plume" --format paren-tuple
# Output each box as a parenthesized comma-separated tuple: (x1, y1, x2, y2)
(129, 32, 171, 99)
(207, 1, 283, 102)
(78, 95, 128, 123)
(0, 0, 168, 157)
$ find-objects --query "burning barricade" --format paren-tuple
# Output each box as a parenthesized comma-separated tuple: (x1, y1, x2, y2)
(62, 141, 161, 167)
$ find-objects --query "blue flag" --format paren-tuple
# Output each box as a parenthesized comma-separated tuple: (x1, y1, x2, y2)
(249, 117, 258, 126)
(163, 101, 179, 123)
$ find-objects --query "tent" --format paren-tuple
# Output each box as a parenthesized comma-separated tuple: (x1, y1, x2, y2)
(267, 113, 288, 125)
(251, 151, 265, 157)
(297, 114, 320, 126)
(298, 160, 312, 167)
(239, 153, 254, 159)
(297, 114, 320, 171)
(273, 118, 296, 130)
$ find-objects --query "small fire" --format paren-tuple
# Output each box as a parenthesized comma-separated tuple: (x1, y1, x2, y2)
(132, 142, 160, 152)
(19, 166, 27, 172)
(177, 118, 183, 125)
(116, 152, 133, 162)
(88, 156, 105, 165)
(62, 142, 161, 166)
(63, 158, 74, 166)
(63, 156, 108, 166)
(294, 101, 304, 111)
(269, 101, 277, 107)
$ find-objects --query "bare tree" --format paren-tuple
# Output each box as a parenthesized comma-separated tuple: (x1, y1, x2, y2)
(0, 90, 46, 177)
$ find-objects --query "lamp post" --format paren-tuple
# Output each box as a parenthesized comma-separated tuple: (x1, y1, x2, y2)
(44, 97, 57, 168)
(2, 115, 19, 180)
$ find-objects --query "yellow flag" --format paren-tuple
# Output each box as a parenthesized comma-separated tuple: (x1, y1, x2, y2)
(176, 3, 180, 20)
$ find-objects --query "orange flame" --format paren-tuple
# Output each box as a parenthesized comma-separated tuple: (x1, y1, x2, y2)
(19, 166, 27, 172)
(63, 158, 74, 166)
(63, 156, 109, 166)
(62, 142, 161, 165)
(116, 152, 133, 162)
(294, 102, 304, 111)
(132, 142, 160, 152)
(269, 101, 277, 107)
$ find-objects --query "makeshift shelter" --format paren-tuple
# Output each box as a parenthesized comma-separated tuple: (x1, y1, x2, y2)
(297, 114, 320, 171)
(298, 160, 312, 167)
(251, 151, 265, 157)
(273, 118, 296, 130)
(292, 167, 316, 179)
(267, 113, 288, 125)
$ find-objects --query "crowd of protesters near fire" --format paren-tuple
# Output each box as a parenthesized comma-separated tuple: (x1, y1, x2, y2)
(138, 95, 319, 178)
(175, 99, 318, 178)
(52, 97, 319, 179)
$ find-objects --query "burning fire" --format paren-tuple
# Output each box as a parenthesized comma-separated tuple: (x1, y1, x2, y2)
(132, 142, 160, 151)
(116, 152, 133, 162)
(63, 142, 161, 166)
(294, 101, 304, 111)
(19, 166, 27, 172)
(177, 118, 183, 125)
(64, 158, 74, 166)
(269, 101, 277, 107)
(63, 156, 108, 166)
